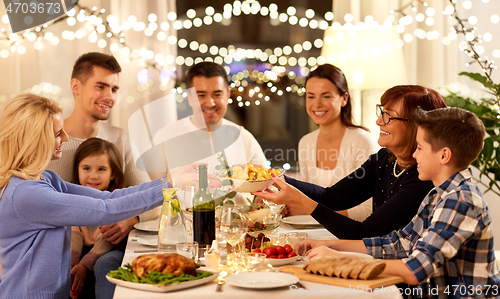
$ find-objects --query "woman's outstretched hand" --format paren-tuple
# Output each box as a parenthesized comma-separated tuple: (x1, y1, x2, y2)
(252, 174, 318, 214)
(252, 174, 298, 205)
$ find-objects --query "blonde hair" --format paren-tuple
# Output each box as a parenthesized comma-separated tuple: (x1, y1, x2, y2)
(0, 94, 62, 187)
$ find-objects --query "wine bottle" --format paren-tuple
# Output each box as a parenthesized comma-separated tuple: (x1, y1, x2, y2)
(193, 165, 215, 250)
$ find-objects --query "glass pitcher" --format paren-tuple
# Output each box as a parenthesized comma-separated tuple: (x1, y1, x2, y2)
(158, 177, 187, 252)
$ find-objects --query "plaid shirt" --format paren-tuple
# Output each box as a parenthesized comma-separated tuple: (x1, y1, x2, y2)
(364, 168, 500, 298)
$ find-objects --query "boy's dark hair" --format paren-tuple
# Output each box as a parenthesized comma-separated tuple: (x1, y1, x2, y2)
(72, 137, 126, 191)
(413, 107, 485, 169)
(71, 52, 121, 85)
(186, 62, 229, 87)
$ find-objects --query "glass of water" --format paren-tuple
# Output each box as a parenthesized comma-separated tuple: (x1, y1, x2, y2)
(286, 232, 308, 261)
(176, 241, 199, 264)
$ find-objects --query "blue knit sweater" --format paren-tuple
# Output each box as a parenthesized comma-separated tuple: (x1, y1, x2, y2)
(0, 170, 163, 299)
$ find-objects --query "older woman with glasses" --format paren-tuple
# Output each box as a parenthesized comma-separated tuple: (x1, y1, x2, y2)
(254, 85, 447, 239)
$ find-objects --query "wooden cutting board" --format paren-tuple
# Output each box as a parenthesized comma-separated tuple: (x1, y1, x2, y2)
(280, 265, 404, 289)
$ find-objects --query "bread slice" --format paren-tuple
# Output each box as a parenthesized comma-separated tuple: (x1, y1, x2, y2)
(339, 256, 362, 278)
(348, 258, 373, 279)
(303, 254, 386, 280)
(332, 256, 354, 277)
(304, 256, 340, 275)
(358, 259, 386, 280)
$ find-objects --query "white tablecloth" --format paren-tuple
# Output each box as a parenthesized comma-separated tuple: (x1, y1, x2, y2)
(112, 224, 404, 299)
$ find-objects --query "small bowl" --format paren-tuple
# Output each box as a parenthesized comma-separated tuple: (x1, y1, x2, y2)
(219, 168, 285, 193)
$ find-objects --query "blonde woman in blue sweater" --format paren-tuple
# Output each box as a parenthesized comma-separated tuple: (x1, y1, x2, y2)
(0, 94, 164, 299)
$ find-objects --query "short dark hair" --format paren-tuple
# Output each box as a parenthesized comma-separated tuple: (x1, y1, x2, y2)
(413, 107, 485, 169)
(186, 62, 229, 87)
(71, 52, 121, 85)
(305, 64, 367, 131)
(380, 85, 447, 163)
(72, 137, 126, 191)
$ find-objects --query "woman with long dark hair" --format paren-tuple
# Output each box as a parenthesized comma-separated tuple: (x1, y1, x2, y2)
(297, 64, 378, 220)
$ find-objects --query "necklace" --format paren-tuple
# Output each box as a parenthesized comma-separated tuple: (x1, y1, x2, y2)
(393, 159, 406, 178)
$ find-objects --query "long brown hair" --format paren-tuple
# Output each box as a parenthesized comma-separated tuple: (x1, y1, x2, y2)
(72, 137, 126, 191)
(305, 64, 367, 131)
(380, 85, 447, 162)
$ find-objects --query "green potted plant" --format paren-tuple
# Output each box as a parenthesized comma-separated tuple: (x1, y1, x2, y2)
(444, 72, 500, 196)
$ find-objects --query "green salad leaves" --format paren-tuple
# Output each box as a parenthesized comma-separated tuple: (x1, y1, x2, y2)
(107, 264, 213, 285)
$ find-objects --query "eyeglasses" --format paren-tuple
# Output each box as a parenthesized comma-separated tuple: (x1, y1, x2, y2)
(376, 104, 407, 125)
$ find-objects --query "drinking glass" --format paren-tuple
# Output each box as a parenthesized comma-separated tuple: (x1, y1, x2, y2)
(158, 177, 186, 252)
(262, 213, 282, 230)
(269, 232, 286, 246)
(286, 232, 308, 261)
(217, 205, 248, 272)
(176, 241, 199, 264)
(244, 253, 267, 272)
(215, 205, 245, 252)
(179, 186, 195, 242)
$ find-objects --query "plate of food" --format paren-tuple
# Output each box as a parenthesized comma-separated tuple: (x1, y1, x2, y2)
(261, 244, 299, 266)
(218, 164, 285, 193)
(225, 272, 299, 289)
(245, 236, 300, 267)
(134, 219, 160, 232)
(106, 253, 217, 292)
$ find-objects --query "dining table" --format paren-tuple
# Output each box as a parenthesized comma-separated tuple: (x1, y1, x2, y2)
(111, 217, 405, 299)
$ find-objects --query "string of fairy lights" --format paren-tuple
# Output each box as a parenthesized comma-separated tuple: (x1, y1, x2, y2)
(0, 0, 499, 108)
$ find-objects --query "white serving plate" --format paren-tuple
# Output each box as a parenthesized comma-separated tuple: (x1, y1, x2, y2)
(134, 219, 160, 232)
(136, 235, 158, 247)
(106, 270, 217, 293)
(225, 272, 299, 289)
(282, 215, 321, 226)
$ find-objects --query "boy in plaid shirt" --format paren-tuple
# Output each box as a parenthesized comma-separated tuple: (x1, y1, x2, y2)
(303, 107, 500, 298)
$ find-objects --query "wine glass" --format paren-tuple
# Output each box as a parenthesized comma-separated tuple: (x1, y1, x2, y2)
(286, 232, 308, 261)
(217, 205, 248, 272)
(178, 186, 195, 242)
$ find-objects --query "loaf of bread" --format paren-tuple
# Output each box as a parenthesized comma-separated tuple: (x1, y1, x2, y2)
(303, 255, 385, 280)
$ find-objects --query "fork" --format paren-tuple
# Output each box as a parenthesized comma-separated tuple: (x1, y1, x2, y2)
(293, 281, 307, 289)
(216, 271, 227, 292)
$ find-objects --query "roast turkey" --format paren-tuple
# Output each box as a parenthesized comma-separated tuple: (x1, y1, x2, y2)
(131, 253, 197, 278)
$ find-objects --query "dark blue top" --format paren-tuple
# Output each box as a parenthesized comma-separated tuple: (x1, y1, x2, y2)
(286, 148, 434, 240)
